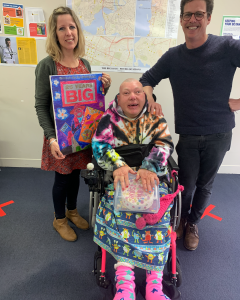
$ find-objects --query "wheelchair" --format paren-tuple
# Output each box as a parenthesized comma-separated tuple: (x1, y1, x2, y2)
(81, 152, 182, 300)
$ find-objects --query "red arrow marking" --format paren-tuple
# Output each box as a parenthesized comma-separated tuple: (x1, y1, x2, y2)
(201, 204, 222, 221)
(0, 201, 14, 217)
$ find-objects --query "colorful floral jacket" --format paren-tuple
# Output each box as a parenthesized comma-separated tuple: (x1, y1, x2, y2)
(92, 95, 174, 176)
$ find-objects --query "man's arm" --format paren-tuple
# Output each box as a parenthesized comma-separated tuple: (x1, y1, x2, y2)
(229, 98, 240, 112)
(12, 50, 15, 63)
(143, 86, 154, 102)
(2, 48, 7, 63)
(140, 51, 171, 116)
(228, 38, 240, 112)
(92, 113, 127, 172)
(140, 116, 174, 176)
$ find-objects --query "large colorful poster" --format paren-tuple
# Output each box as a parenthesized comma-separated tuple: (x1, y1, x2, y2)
(2, 3, 24, 36)
(50, 73, 105, 155)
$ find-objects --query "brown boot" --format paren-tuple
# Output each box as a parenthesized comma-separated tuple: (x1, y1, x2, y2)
(66, 209, 89, 230)
(53, 217, 77, 242)
(176, 218, 187, 239)
(184, 222, 199, 250)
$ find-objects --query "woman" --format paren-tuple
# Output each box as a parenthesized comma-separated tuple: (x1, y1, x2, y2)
(35, 6, 111, 242)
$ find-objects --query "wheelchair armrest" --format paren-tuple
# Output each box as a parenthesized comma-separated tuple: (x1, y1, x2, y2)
(168, 156, 179, 172)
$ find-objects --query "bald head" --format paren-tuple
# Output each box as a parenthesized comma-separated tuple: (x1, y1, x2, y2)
(119, 78, 143, 93)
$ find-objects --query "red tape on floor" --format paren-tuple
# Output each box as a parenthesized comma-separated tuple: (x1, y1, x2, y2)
(0, 201, 14, 217)
(201, 204, 222, 221)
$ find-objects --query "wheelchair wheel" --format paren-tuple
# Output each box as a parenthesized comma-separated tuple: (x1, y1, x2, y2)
(167, 253, 182, 287)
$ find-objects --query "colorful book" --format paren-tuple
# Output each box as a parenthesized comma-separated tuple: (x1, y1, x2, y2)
(50, 73, 105, 155)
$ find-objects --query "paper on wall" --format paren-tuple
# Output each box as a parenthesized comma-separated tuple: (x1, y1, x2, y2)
(2, 2, 24, 36)
(220, 16, 240, 40)
(0, 36, 38, 66)
(25, 7, 47, 39)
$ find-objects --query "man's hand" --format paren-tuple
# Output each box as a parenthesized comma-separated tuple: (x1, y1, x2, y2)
(49, 139, 66, 160)
(229, 98, 240, 112)
(136, 169, 159, 193)
(113, 166, 136, 191)
(148, 101, 163, 116)
(143, 86, 164, 116)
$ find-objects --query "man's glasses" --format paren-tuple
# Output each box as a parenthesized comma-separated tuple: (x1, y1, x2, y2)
(181, 11, 207, 21)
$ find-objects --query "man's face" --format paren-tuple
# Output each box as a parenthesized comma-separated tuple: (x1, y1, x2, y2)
(7, 40, 11, 47)
(117, 81, 145, 118)
(180, 0, 211, 47)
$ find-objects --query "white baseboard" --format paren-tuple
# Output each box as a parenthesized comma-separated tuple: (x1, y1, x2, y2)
(0, 159, 240, 174)
(218, 165, 240, 174)
(0, 158, 41, 168)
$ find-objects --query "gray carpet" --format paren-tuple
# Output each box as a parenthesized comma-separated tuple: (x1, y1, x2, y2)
(0, 167, 239, 300)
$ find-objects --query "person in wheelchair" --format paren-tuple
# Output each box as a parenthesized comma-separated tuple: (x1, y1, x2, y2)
(92, 78, 174, 300)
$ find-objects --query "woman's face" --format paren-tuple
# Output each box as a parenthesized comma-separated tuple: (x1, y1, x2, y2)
(56, 14, 78, 53)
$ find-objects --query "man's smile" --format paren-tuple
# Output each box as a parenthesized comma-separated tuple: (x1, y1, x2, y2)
(187, 26, 199, 30)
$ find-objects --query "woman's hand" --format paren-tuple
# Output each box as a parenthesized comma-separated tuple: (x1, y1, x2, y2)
(113, 165, 136, 191)
(101, 72, 112, 89)
(49, 138, 66, 160)
(136, 169, 159, 193)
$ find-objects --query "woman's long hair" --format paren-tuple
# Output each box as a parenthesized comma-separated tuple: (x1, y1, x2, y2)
(46, 6, 85, 61)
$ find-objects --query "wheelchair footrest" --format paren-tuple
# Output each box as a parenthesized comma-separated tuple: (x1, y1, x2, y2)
(163, 280, 181, 300)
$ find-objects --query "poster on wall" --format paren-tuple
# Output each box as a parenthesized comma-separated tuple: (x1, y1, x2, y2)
(67, 0, 181, 73)
(2, 2, 24, 36)
(220, 16, 240, 40)
(0, 36, 38, 65)
(25, 7, 47, 38)
(0, 15, 2, 33)
(50, 73, 105, 155)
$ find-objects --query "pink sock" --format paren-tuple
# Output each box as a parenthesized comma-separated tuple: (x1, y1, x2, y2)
(145, 270, 170, 300)
(113, 265, 136, 300)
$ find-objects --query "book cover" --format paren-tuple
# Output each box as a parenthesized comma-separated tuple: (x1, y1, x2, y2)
(50, 73, 105, 155)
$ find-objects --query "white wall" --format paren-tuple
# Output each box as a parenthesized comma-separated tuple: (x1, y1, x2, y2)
(0, 0, 240, 172)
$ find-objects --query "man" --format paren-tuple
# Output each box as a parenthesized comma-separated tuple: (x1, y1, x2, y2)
(2, 38, 15, 64)
(92, 79, 173, 300)
(140, 0, 240, 251)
